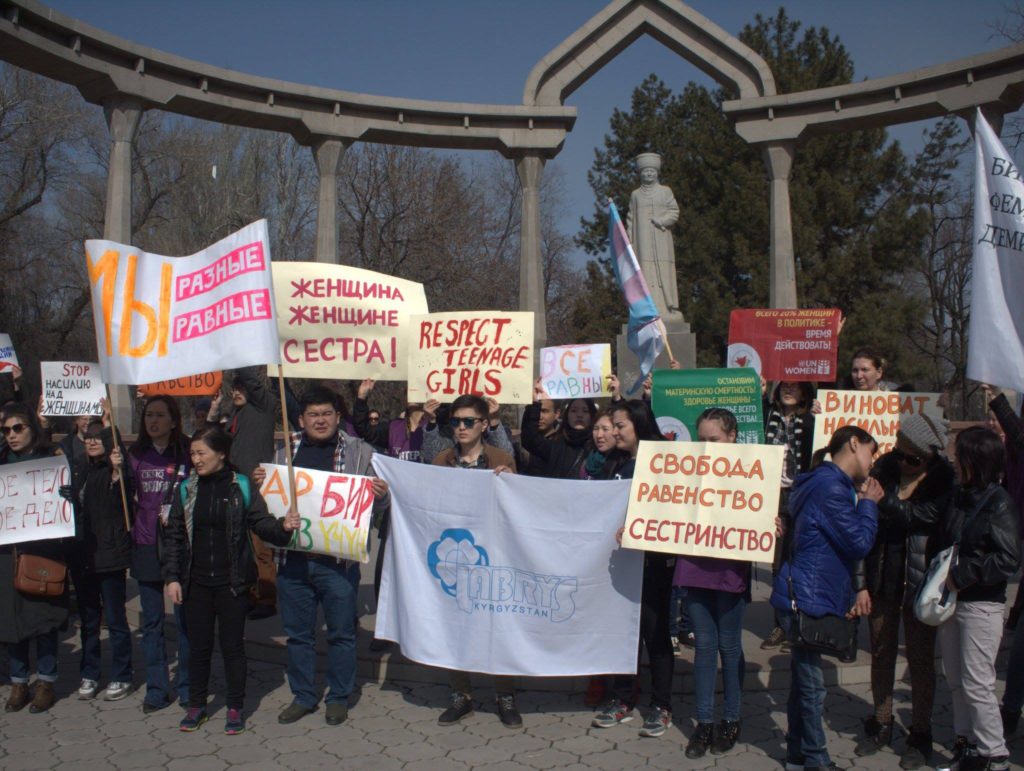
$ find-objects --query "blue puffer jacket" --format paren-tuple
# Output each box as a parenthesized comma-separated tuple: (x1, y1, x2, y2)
(770, 462, 879, 618)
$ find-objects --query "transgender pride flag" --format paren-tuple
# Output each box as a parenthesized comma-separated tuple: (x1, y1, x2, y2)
(608, 200, 665, 394)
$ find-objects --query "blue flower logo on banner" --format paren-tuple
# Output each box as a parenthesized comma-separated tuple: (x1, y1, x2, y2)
(427, 528, 489, 597)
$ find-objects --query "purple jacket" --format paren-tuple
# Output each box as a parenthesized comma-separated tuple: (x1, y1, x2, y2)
(674, 554, 749, 593)
(127, 442, 190, 546)
(388, 419, 424, 462)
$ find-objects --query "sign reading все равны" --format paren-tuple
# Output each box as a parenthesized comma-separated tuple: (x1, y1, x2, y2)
(539, 343, 612, 399)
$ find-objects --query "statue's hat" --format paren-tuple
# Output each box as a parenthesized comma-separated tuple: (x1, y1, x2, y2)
(636, 152, 662, 171)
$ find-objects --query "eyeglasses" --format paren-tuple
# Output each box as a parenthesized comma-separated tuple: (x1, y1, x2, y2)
(892, 449, 923, 467)
(450, 417, 482, 430)
(1, 423, 28, 436)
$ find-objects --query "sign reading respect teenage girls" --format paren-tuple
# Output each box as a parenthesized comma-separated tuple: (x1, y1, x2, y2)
(40, 362, 105, 417)
(621, 440, 783, 562)
(651, 368, 764, 444)
(85, 220, 280, 385)
(727, 308, 842, 381)
(271, 262, 428, 381)
(539, 343, 613, 399)
(0, 455, 75, 546)
(812, 389, 945, 456)
(407, 311, 534, 404)
(258, 463, 373, 563)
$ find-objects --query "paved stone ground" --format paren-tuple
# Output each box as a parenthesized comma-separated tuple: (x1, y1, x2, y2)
(1, 628, 1023, 771)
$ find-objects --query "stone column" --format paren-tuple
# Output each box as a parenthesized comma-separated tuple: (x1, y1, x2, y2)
(761, 141, 798, 309)
(515, 152, 547, 358)
(312, 138, 347, 263)
(102, 97, 144, 432)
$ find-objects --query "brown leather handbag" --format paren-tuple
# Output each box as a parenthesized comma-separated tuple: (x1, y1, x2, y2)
(13, 550, 67, 597)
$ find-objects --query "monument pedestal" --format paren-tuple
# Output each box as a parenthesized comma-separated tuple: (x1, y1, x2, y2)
(615, 317, 696, 393)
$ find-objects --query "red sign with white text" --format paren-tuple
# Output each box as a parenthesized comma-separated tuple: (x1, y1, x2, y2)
(727, 308, 841, 382)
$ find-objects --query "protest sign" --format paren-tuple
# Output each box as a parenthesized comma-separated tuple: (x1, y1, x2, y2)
(272, 262, 428, 380)
(539, 343, 612, 399)
(85, 220, 280, 385)
(621, 440, 783, 562)
(407, 311, 534, 404)
(373, 456, 642, 676)
(728, 308, 841, 381)
(0, 334, 17, 372)
(0, 455, 75, 546)
(40, 362, 105, 417)
(258, 463, 373, 563)
(812, 389, 945, 456)
(651, 368, 764, 444)
(138, 371, 223, 397)
(967, 110, 1024, 391)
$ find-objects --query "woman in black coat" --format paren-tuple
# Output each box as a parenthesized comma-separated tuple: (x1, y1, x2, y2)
(0, 403, 69, 714)
(67, 418, 135, 702)
(521, 383, 597, 480)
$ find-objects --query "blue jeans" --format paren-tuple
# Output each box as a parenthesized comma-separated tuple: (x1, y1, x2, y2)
(685, 587, 746, 723)
(778, 610, 830, 767)
(137, 580, 189, 706)
(9, 630, 59, 683)
(75, 569, 132, 683)
(278, 555, 359, 708)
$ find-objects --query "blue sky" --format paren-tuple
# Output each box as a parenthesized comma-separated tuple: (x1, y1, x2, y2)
(46, 0, 1016, 264)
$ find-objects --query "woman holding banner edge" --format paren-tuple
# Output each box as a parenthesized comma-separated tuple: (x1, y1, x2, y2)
(0, 403, 70, 713)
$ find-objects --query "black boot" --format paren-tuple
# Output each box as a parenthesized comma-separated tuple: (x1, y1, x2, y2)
(854, 717, 893, 757)
(685, 722, 715, 759)
(899, 729, 932, 770)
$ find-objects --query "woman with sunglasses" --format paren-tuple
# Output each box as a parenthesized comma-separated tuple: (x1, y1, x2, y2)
(0, 404, 69, 713)
(68, 418, 135, 702)
(851, 414, 954, 768)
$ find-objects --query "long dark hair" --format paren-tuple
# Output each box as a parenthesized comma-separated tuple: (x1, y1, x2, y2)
(0, 403, 51, 456)
(602, 399, 664, 478)
(770, 381, 816, 414)
(955, 426, 1005, 489)
(132, 394, 187, 460)
(811, 424, 877, 468)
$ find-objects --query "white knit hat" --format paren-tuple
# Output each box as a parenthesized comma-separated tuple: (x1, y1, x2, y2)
(896, 413, 949, 456)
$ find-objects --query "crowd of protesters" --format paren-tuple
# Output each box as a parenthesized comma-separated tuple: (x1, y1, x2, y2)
(1, 344, 1022, 771)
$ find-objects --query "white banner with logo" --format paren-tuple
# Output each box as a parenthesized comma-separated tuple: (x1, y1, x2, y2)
(372, 456, 642, 676)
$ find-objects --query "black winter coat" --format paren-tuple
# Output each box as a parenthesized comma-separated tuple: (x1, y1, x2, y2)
(0, 448, 70, 643)
(520, 402, 590, 479)
(72, 456, 134, 574)
(853, 452, 955, 605)
(162, 469, 291, 598)
(941, 484, 1021, 604)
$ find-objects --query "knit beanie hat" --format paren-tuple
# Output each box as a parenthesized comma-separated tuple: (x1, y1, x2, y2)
(896, 413, 949, 456)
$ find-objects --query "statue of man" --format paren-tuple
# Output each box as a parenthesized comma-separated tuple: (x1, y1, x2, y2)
(627, 152, 681, 321)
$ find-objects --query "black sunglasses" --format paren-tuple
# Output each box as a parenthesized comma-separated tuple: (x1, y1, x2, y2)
(450, 417, 482, 430)
(892, 449, 923, 467)
(1, 423, 28, 436)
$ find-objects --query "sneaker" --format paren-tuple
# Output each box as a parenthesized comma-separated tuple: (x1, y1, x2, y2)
(900, 730, 932, 769)
(638, 706, 671, 738)
(438, 693, 473, 726)
(761, 626, 787, 649)
(29, 681, 55, 713)
(685, 722, 715, 759)
(277, 701, 315, 724)
(179, 707, 208, 732)
(78, 678, 100, 700)
(1000, 705, 1020, 738)
(224, 708, 245, 735)
(325, 703, 348, 726)
(583, 677, 606, 708)
(103, 681, 131, 701)
(591, 699, 634, 728)
(711, 719, 741, 754)
(855, 717, 893, 756)
(496, 694, 522, 728)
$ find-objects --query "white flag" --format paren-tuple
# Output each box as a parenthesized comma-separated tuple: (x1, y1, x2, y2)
(85, 220, 281, 385)
(372, 456, 643, 677)
(967, 110, 1024, 391)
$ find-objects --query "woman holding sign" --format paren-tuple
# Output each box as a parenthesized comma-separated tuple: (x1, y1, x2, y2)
(163, 427, 299, 735)
(593, 400, 674, 739)
(0, 404, 69, 714)
(127, 395, 192, 713)
(522, 379, 598, 479)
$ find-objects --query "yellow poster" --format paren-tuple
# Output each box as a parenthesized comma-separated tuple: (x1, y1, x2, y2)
(407, 311, 534, 404)
(621, 440, 784, 562)
(272, 262, 428, 380)
(812, 390, 944, 456)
